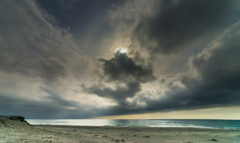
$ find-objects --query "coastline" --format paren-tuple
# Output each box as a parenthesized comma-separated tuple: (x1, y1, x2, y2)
(26, 118, 240, 129)
(1, 117, 240, 143)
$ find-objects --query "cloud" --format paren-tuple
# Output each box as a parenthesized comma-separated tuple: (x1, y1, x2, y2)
(1, 0, 240, 119)
(103, 21, 240, 116)
(0, 0, 109, 118)
(87, 82, 141, 104)
(132, 0, 239, 55)
(98, 51, 155, 82)
(0, 0, 89, 82)
(86, 50, 155, 106)
(0, 93, 111, 119)
(84, 0, 239, 117)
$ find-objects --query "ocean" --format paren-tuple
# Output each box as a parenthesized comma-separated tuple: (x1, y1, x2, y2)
(26, 119, 240, 129)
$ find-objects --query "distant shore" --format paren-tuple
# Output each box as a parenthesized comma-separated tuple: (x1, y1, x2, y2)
(1, 116, 240, 143)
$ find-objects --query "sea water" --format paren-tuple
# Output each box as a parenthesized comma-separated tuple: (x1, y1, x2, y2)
(26, 119, 240, 129)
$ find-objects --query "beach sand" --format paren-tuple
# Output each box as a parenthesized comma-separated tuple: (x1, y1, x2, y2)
(1, 117, 240, 143)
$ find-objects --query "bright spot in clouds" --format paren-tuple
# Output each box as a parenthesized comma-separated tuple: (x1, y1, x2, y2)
(118, 48, 127, 54)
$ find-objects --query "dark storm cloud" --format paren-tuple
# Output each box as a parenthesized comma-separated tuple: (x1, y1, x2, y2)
(133, 0, 240, 55)
(103, 22, 240, 116)
(98, 51, 155, 82)
(86, 50, 155, 104)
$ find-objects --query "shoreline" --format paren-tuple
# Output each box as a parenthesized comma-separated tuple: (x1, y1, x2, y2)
(1, 117, 240, 142)
(26, 118, 240, 130)
(35, 124, 240, 130)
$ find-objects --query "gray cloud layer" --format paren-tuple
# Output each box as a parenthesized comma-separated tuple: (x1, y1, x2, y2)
(106, 21, 240, 116)
(0, 0, 96, 118)
(1, 0, 240, 118)
(87, 0, 240, 116)
(132, 0, 239, 55)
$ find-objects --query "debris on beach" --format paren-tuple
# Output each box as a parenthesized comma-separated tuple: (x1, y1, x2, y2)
(212, 138, 218, 141)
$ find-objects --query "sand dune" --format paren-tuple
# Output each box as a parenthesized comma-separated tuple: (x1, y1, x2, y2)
(1, 116, 240, 143)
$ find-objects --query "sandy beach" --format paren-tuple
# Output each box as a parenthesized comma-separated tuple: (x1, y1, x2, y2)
(1, 116, 240, 143)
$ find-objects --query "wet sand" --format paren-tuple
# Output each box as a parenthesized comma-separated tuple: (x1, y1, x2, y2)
(1, 117, 240, 143)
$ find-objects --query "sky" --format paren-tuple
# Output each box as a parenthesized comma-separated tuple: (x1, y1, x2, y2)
(1, 0, 240, 119)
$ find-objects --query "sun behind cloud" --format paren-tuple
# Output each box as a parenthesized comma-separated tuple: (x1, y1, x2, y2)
(116, 47, 128, 54)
